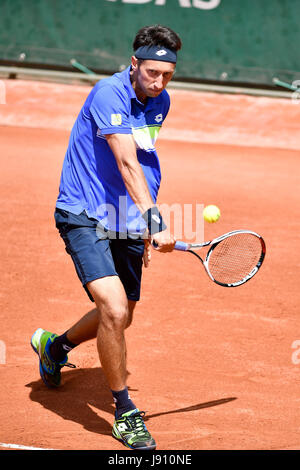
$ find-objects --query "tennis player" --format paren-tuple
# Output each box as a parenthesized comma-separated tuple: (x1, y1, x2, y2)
(31, 24, 181, 450)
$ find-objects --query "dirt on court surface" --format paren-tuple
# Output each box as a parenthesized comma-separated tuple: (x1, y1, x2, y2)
(0, 78, 300, 451)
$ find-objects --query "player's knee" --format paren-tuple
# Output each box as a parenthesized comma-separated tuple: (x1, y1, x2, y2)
(101, 303, 129, 331)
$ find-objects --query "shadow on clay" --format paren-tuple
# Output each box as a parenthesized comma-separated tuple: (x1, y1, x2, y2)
(26, 367, 237, 436)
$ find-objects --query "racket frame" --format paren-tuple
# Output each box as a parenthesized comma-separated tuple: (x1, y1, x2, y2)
(179, 230, 266, 287)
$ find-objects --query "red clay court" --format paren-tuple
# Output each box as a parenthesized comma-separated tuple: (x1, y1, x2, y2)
(0, 78, 300, 450)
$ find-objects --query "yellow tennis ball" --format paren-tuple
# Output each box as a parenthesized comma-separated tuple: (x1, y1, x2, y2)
(203, 205, 221, 223)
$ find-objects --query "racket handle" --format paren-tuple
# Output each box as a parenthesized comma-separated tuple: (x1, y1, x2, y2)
(174, 241, 189, 251)
(152, 240, 189, 251)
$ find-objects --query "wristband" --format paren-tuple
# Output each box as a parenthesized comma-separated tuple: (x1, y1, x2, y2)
(142, 206, 167, 235)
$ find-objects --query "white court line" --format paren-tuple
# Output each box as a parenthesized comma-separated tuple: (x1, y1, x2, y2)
(0, 442, 57, 450)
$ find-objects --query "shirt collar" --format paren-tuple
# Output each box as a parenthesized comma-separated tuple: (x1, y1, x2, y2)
(120, 66, 137, 101)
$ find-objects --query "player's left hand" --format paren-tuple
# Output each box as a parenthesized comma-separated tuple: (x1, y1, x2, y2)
(143, 239, 151, 267)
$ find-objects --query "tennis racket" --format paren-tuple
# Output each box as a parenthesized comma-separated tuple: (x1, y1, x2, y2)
(173, 230, 266, 287)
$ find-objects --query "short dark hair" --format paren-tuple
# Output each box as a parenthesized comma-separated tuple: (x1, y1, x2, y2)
(133, 24, 182, 53)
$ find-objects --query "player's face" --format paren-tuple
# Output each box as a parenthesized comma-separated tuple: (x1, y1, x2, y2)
(131, 57, 175, 102)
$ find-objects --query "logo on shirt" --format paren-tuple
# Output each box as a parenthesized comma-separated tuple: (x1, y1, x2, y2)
(111, 114, 122, 125)
(154, 113, 163, 123)
(156, 49, 167, 57)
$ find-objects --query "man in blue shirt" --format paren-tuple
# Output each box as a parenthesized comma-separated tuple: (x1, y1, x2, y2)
(31, 24, 182, 450)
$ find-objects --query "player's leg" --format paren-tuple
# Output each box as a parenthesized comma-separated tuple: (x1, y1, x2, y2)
(101, 238, 156, 450)
(84, 276, 155, 450)
(64, 299, 136, 346)
(65, 308, 98, 344)
(86, 276, 132, 392)
(31, 296, 136, 391)
(31, 209, 118, 387)
(32, 297, 136, 390)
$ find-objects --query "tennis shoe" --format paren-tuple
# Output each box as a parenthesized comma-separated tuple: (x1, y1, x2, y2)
(112, 408, 156, 450)
(30, 328, 75, 388)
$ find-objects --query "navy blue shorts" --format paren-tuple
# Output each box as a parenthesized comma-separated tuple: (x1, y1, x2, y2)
(54, 208, 145, 302)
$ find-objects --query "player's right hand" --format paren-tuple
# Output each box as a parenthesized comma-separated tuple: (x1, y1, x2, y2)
(151, 230, 176, 253)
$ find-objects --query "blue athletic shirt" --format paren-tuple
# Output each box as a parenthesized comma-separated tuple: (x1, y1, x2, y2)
(56, 66, 170, 235)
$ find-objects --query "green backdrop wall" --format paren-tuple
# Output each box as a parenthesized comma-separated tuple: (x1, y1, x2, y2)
(0, 0, 299, 86)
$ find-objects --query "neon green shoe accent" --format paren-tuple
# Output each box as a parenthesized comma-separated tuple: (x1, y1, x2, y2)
(30, 328, 75, 388)
(112, 409, 156, 450)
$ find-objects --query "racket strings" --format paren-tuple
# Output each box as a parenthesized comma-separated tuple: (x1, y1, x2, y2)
(207, 233, 263, 284)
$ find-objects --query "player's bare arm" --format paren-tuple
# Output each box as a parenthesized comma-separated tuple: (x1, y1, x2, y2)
(105, 133, 154, 214)
(106, 132, 176, 253)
